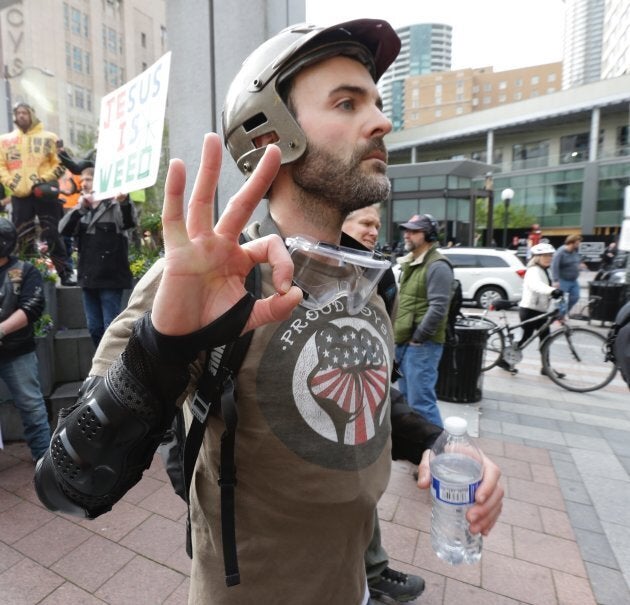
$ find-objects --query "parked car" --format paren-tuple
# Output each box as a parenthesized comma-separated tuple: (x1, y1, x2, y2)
(440, 247, 526, 308)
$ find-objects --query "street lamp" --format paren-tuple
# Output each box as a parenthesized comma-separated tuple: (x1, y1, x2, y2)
(3, 65, 54, 132)
(501, 187, 515, 248)
(484, 172, 494, 247)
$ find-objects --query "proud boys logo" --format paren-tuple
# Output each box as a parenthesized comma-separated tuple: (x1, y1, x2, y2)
(257, 304, 391, 470)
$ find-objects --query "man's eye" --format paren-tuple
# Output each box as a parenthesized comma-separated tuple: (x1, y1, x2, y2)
(338, 100, 354, 111)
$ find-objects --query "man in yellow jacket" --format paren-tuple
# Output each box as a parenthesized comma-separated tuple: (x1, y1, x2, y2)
(0, 103, 74, 285)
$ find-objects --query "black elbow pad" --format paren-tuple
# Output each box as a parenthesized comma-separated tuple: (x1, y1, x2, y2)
(34, 363, 177, 518)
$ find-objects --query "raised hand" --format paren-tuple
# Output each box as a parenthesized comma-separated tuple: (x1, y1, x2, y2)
(151, 133, 302, 336)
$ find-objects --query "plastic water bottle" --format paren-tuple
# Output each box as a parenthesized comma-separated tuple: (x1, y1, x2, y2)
(430, 416, 483, 565)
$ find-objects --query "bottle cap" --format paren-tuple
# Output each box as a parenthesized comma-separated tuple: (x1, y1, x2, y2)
(444, 416, 468, 436)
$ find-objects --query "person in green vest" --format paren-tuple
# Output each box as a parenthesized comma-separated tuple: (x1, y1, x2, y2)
(394, 214, 453, 428)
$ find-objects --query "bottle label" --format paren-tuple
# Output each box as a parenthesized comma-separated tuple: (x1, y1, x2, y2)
(432, 477, 480, 505)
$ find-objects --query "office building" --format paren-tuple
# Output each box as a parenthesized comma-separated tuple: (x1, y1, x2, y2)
(601, 0, 630, 78)
(403, 62, 562, 128)
(562, 0, 606, 89)
(0, 0, 167, 150)
(381, 74, 630, 245)
(379, 23, 452, 131)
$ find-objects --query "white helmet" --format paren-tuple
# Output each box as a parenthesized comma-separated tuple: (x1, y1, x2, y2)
(222, 20, 401, 176)
(530, 242, 555, 255)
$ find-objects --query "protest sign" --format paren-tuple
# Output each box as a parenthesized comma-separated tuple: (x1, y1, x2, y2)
(94, 52, 171, 200)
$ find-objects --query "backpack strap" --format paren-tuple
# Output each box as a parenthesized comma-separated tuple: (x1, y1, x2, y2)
(182, 232, 260, 587)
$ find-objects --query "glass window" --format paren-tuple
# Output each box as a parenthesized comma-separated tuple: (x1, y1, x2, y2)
(63, 3, 69, 31)
(616, 126, 628, 157)
(108, 28, 117, 53)
(392, 177, 418, 192)
(141, 32, 147, 48)
(531, 75, 540, 85)
(472, 85, 479, 93)
(84, 51, 91, 75)
(435, 109, 442, 117)
(445, 254, 477, 268)
(65, 42, 71, 68)
(483, 83, 492, 92)
(420, 176, 445, 190)
(547, 87, 556, 94)
(86, 90, 92, 112)
(66, 84, 73, 107)
(71, 7, 81, 34)
(393, 200, 420, 223)
(515, 78, 523, 87)
(560, 132, 589, 163)
(547, 73, 556, 82)
(512, 140, 549, 170)
(75, 87, 85, 109)
(72, 46, 82, 71)
(483, 96, 491, 104)
(456, 106, 464, 114)
(499, 81, 507, 90)
(82, 14, 89, 37)
(514, 91, 522, 101)
(479, 256, 508, 268)
(499, 94, 506, 102)
(419, 198, 446, 219)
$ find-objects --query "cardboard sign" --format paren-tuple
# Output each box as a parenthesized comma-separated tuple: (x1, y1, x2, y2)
(94, 52, 171, 200)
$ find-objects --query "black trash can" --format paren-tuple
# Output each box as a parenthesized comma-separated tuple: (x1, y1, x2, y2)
(589, 281, 627, 323)
(436, 317, 492, 403)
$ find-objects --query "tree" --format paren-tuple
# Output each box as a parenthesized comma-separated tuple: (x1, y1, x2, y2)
(475, 197, 537, 232)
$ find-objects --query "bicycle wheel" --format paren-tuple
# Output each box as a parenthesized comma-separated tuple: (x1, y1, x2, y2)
(481, 320, 505, 371)
(541, 327, 618, 392)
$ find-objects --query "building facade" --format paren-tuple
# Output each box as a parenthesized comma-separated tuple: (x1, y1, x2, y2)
(378, 23, 452, 131)
(562, 0, 606, 89)
(384, 75, 630, 244)
(403, 62, 562, 128)
(601, 0, 630, 79)
(0, 0, 167, 151)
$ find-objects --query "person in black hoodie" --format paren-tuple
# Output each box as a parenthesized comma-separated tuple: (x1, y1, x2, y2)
(0, 218, 50, 461)
(58, 166, 137, 347)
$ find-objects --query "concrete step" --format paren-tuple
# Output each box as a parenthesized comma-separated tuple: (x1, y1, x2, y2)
(53, 328, 96, 383)
(55, 285, 86, 330)
(48, 381, 83, 430)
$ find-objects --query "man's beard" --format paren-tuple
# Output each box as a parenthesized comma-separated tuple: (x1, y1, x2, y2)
(404, 240, 417, 252)
(291, 139, 391, 215)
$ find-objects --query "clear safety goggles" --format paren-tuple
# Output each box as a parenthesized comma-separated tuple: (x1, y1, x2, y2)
(286, 235, 390, 315)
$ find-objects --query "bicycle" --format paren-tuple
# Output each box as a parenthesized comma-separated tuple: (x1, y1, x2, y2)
(473, 296, 618, 392)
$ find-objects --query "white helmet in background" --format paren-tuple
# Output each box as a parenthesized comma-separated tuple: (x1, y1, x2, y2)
(530, 242, 556, 255)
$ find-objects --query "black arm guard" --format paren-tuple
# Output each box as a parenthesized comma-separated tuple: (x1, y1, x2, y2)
(34, 294, 256, 517)
(34, 351, 186, 518)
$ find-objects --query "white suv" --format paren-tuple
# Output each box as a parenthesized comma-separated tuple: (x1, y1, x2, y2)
(440, 247, 526, 308)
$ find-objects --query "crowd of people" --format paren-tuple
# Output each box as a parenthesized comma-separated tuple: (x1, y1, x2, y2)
(0, 15, 626, 605)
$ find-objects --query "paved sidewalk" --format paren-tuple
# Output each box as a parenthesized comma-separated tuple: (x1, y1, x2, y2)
(0, 310, 628, 603)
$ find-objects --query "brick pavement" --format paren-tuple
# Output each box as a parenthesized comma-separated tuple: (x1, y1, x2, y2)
(0, 298, 628, 604)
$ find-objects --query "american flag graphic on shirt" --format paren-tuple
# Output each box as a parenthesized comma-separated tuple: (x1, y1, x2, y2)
(308, 324, 388, 445)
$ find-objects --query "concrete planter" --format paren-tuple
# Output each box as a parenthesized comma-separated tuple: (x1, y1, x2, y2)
(35, 333, 55, 397)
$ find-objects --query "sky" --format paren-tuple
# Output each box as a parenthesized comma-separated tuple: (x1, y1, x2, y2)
(305, 0, 566, 72)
